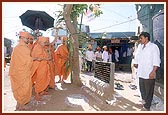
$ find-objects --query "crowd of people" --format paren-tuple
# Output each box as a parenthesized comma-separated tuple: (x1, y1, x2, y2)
(8, 28, 70, 110)
(83, 44, 121, 72)
(6, 30, 161, 111)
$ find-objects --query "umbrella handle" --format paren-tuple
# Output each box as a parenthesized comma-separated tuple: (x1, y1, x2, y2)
(35, 18, 43, 30)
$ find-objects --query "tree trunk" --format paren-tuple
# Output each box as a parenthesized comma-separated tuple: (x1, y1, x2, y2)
(63, 4, 82, 86)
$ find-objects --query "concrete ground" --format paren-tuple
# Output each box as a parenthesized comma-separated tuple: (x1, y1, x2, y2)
(2, 64, 165, 113)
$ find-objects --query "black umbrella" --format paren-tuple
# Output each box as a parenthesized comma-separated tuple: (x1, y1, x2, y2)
(19, 10, 54, 31)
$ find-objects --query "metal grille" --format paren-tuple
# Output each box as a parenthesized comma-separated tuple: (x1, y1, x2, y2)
(94, 61, 111, 83)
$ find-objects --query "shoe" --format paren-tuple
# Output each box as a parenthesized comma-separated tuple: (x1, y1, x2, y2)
(119, 84, 124, 89)
(115, 85, 124, 90)
(129, 84, 137, 90)
(115, 82, 120, 85)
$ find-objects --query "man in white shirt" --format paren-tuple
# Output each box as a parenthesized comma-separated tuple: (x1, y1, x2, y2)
(85, 44, 94, 72)
(115, 49, 119, 63)
(134, 32, 160, 111)
(95, 46, 102, 61)
(102, 45, 109, 62)
(127, 46, 133, 64)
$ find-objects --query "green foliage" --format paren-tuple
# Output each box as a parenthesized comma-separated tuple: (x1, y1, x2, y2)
(78, 32, 89, 48)
(69, 4, 103, 48)
(61, 4, 103, 82)
(56, 4, 103, 36)
(88, 4, 103, 17)
(71, 4, 103, 18)
(57, 4, 103, 23)
(71, 4, 88, 18)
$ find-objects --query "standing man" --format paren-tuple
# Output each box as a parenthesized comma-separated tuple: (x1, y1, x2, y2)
(102, 45, 109, 62)
(9, 31, 33, 110)
(95, 46, 102, 61)
(47, 28, 59, 89)
(115, 48, 119, 63)
(134, 32, 160, 111)
(54, 36, 70, 83)
(85, 44, 94, 72)
(31, 36, 51, 101)
(114, 48, 120, 69)
(108, 47, 115, 63)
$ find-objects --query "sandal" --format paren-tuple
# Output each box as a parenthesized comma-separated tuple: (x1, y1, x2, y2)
(114, 82, 120, 85)
(115, 85, 124, 90)
(129, 84, 137, 90)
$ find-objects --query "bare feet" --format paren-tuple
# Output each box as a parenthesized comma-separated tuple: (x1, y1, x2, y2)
(56, 80, 62, 83)
(35, 93, 41, 101)
(61, 80, 66, 84)
(16, 103, 19, 110)
(15, 103, 31, 111)
(49, 86, 55, 89)
(40, 91, 49, 96)
(19, 105, 31, 111)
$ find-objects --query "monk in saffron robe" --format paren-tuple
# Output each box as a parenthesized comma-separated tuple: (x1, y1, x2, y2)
(31, 36, 51, 101)
(54, 36, 70, 83)
(47, 28, 59, 88)
(9, 31, 33, 110)
(28, 34, 34, 50)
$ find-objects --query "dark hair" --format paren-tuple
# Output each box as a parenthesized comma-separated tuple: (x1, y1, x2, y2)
(139, 32, 150, 41)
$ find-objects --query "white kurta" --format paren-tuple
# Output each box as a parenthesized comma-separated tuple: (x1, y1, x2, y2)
(86, 50, 94, 62)
(102, 51, 109, 62)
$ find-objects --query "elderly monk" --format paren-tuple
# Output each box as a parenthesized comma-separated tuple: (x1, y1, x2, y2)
(31, 36, 51, 101)
(47, 28, 59, 89)
(28, 34, 34, 50)
(44, 38, 55, 89)
(54, 36, 70, 83)
(9, 31, 33, 111)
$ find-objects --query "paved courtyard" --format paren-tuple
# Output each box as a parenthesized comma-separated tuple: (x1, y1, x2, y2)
(2, 64, 165, 113)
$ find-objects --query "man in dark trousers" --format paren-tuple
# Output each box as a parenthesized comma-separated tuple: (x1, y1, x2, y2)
(134, 32, 160, 111)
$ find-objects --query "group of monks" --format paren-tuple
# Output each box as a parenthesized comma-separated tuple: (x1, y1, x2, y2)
(8, 29, 70, 111)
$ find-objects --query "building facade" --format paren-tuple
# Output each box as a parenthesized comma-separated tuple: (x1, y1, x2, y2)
(135, 4, 164, 84)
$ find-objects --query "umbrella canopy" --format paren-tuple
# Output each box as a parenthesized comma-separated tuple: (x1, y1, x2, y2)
(20, 10, 54, 31)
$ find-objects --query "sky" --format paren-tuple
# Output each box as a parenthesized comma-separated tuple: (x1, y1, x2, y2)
(82, 3, 140, 33)
(2, 2, 63, 44)
(2, 2, 141, 45)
